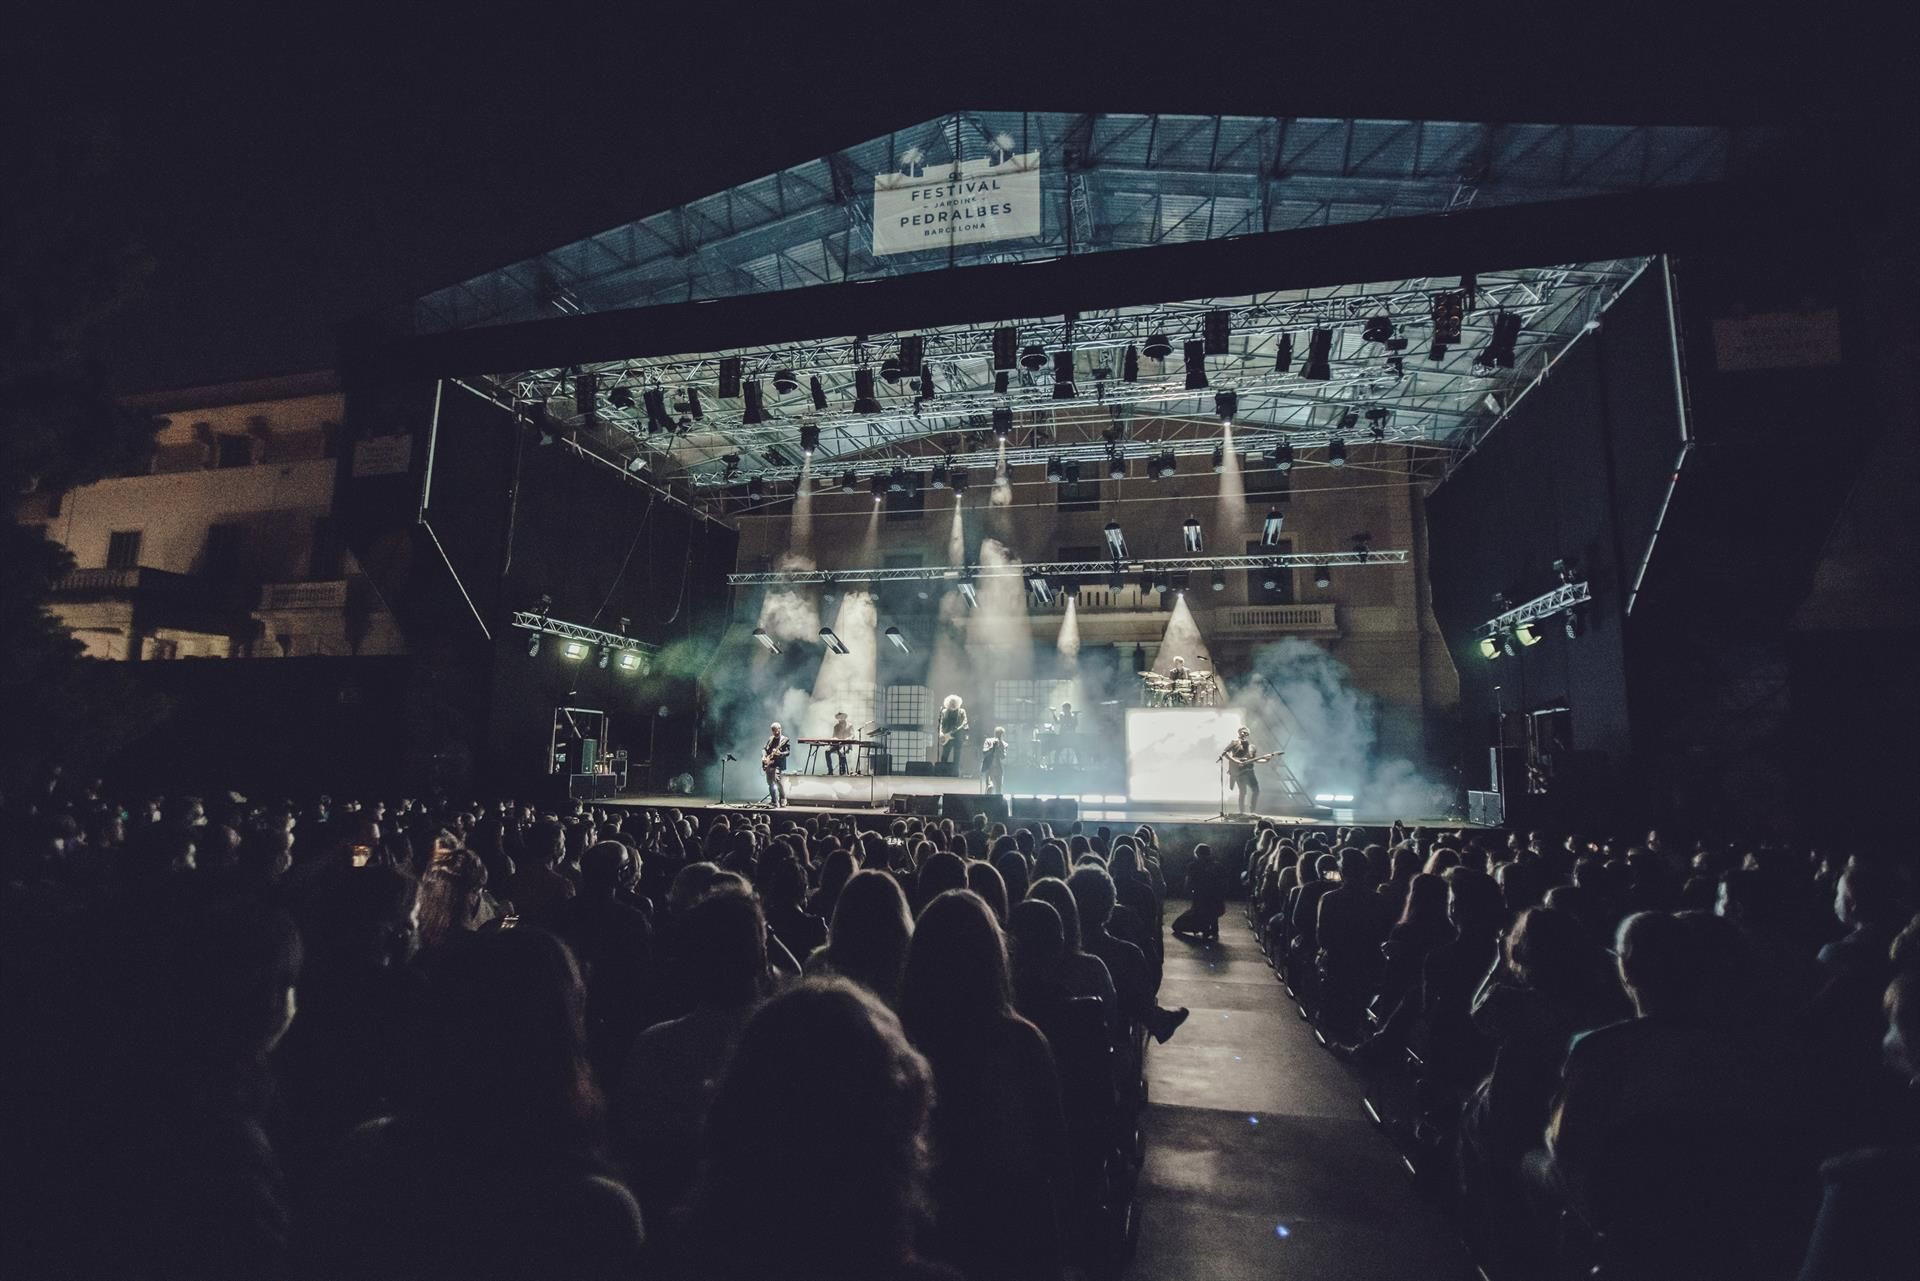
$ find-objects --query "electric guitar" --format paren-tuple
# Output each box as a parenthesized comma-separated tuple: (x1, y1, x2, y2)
(1222, 749, 1283, 784)
(761, 739, 790, 771)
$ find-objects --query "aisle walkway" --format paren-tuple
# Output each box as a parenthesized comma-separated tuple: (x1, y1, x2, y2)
(1125, 907, 1473, 1280)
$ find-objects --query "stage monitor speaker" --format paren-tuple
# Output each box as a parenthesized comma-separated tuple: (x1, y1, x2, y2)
(904, 761, 934, 777)
(942, 793, 1011, 824)
(1467, 789, 1504, 826)
(932, 761, 958, 778)
(1012, 796, 1080, 826)
(868, 752, 892, 776)
(890, 794, 941, 816)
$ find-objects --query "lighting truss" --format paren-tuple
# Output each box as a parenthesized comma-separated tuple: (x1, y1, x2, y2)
(510, 611, 662, 665)
(727, 548, 1408, 587)
(1473, 581, 1593, 637)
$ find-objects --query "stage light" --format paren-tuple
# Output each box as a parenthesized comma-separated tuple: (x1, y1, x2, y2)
(1204, 309, 1231, 356)
(1363, 315, 1393, 344)
(1262, 508, 1286, 545)
(1123, 344, 1140, 382)
(930, 462, 949, 489)
(1215, 391, 1237, 425)
(1273, 441, 1294, 472)
(880, 356, 903, 385)
(1430, 337, 1450, 362)
(958, 578, 978, 608)
(1432, 291, 1465, 344)
(820, 628, 850, 655)
(1021, 344, 1048, 371)
(720, 453, 741, 480)
(1314, 566, 1332, 589)
(773, 368, 800, 395)
(1182, 516, 1204, 553)
(1262, 569, 1280, 590)
(887, 466, 907, 493)
(1304, 329, 1334, 381)
(1108, 452, 1127, 480)
(563, 641, 588, 661)
(796, 423, 820, 457)
(1563, 609, 1584, 639)
(626, 456, 648, 474)
(949, 466, 970, 492)
(1153, 450, 1178, 480)
(1211, 443, 1226, 473)
(1103, 521, 1129, 559)
(810, 376, 829, 411)
(1366, 407, 1390, 440)
(718, 357, 742, 398)
(870, 475, 888, 502)
(885, 625, 911, 653)
(854, 367, 880, 413)
(839, 468, 857, 490)
(1062, 459, 1081, 484)
(527, 632, 542, 657)
(1028, 575, 1054, 606)
(1553, 557, 1583, 585)
(1052, 350, 1075, 399)
(1171, 571, 1191, 596)
(741, 380, 769, 424)
(746, 476, 766, 501)
(1274, 332, 1293, 373)
(1046, 455, 1065, 484)
(993, 408, 1012, 441)
(1477, 636, 1502, 660)
(618, 650, 643, 671)
(1480, 312, 1523, 370)
(1183, 339, 1208, 390)
(598, 645, 611, 669)
(1327, 439, 1347, 467)
(1515, 621, 1545, 647)
(608, 384, 634, 410)
(1143, 333, 1172, 360)
(1211, 570, 1227, 592)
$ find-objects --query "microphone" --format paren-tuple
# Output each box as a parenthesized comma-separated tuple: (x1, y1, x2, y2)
(723, 754, 737, 762)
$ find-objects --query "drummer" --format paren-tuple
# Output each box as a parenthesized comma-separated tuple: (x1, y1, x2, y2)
(1168, 655, 1194, 704)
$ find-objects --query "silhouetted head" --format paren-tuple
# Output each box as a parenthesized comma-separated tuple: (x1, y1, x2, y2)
(679, 886, 769, 1009)
(824, 871, 914, 1007)
(1066, 864, 1117, 937)
(1028, 877, 1085, 953)
(967, 860, 1009, 925)
(915, 851, 968, 910)
(902, 890, 1011, 1041)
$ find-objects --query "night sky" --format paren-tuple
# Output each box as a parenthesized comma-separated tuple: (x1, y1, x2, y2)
(13, 11, 1899, 394)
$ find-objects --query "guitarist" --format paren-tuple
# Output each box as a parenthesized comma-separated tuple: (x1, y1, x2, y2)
(937, 694, 969, 768)
(761, 721, 792, 806)
(1220, 726, 1266, 816)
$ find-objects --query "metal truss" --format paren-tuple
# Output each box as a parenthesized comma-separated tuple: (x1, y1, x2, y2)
(510, 611, 663, 656)
(1474, 581, 1592, 636)
(727, 548, 1408, 587)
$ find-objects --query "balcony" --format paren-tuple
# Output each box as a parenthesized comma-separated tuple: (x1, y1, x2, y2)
(1211, 603, 1338, 635)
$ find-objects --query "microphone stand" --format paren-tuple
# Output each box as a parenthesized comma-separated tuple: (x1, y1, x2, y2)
(1215, 750, 1232, 822)
(720, 753, 736, 807)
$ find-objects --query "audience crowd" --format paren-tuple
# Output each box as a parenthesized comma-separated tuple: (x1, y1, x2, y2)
(1246, 820, 1919, 1281)
(3, 777, 1190, 1280)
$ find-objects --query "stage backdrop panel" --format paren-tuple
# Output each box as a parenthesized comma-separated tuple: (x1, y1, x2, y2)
(1126, 708, 1244, 805)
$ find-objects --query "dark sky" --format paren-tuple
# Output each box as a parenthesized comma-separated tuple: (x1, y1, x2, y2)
(15, 10, 1904, 393)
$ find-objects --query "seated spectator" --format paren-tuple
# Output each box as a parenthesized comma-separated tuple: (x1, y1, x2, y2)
(1170, 843, 1226, 943)
(1027, 877, 1120, 1015)
(916, 850, 968, 914)
(414, 847, 496, 949)
(762, 854, 828, 961)
(1315, 847, 1389, 1039)
(807, 869, 915, 1008)
(968, 859, 1010, 926)
(902, 890, 1067, 1281)
(506, 818, 576, 925)
(1067, 864, 1188, 1044)
(685, 979, 961, 1281)
(307, 925, 642, 1281)
(553, 840, 656, 1073)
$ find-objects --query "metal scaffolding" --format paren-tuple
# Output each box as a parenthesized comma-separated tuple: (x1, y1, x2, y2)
(727, 548, 1407, 587)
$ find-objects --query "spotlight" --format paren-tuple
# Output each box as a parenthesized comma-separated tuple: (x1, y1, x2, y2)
(1274, 332, 1294, 373)
(885, 626, 911, 653)
(1122, 344, 1140, 382)
(1563, 609, 1584, 639)
(1365, 407, 1389, 441)
(1020, 344, 1048, 371)
(1515, 622, 1545, 647)
(720, 453, 741, 480)
(1304, 328, 1334, 381)
(747, 476, 766, 501)
(1553, 557, 1582, 585)
(1104, 521, 1129, 559)
(1431, 291, 1465, 344)
(1362, 315, 1393, 344)
(1028, 575, 1054, 606)
(1477, 636, 1502, 660)
(1262, 569, 1280, 590)
(1182, 516, 1204, 553)
(608, 384, 634, 410)
(1339, 410, 1360, 433)
(799, 423, 820, 456)
(854, 367, 880, 413)
(1211, 443, 1226, 473)
(930, 462, 949, 490)
(1204, 309, 1231, 356)
(880, 357, 903, 385)
(1108, 452, 1127, 480)
(1143, 333, 1172, 360)
(1215, 390, 1237, 425)
(1262, 508, 1286, 546)
(626, 456, 648, 474)
(618, 650, 643, 671)
(1183, 339, 1208, 390)
(1211, 569, 1227, 592)
(717, 357, 743, 398)
(1327, 439, 1347, 468)
(773, 368, 800, 394)
(1052, 350, 1075, 399)
(1171, 571, 1191, 595)
(563, 641, 588, 661)
(1153, 450, 1179, 480)
(1273, 441, 1294, 472)
(870, 475, 888, 502)
(949, 466, 970, 492)
(1061, 459, 1081, 484)
(1314, 566, 1332, 589)
(992, 408, 1012, 441)
(958, 578, 978, 608)
(742, 380, 768, 423)
(1481, 312, 1523, 370)
(887, 466, 907, 493)
(810, 376, 829, 411)
(819, 628, 850, 655)
(840, 468, 857, 490)
(527, 632, 542, 657)
(1046, 455, 1065, 484)
(597, 645, 611, 669)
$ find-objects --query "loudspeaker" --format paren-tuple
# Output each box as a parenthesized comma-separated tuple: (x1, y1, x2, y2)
(1489, 746, 1526, 793)
(1012, 796, 1080, 826)
(890, 794, 941, 816)
(933, 761, 958, 778)
(904, 761, 934, 777)
(1467, 789, 1504, 826)
(942, 793, 1011, 824)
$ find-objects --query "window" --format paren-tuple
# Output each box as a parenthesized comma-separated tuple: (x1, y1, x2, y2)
(204, 523, 245, 580)
(883, 684, 931, 764)
(106, 530, 142, 571)
(1056, 478, 1102, 512)
(1247, 538, 1294, 603)
(216, 435, 252, 468)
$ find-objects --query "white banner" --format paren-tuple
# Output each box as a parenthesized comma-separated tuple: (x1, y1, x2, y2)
(872, 150, 1041, 256)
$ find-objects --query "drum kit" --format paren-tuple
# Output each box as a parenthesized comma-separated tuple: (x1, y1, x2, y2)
(1139, 666, 1220, 707)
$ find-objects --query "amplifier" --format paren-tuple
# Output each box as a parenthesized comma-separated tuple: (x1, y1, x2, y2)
(1467, 789, 1504, 827)
(904, 761, 935, 777)
(890, 794, 942, 816)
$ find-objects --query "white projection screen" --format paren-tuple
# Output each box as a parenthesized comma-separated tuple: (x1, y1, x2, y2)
(1125, 708, 1245, 805)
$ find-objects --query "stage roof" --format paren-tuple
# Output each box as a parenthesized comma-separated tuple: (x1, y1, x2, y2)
(417, 112, 1771, 496)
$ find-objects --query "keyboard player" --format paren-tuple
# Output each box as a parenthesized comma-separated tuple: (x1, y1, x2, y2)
(824, 711, 854, 775)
